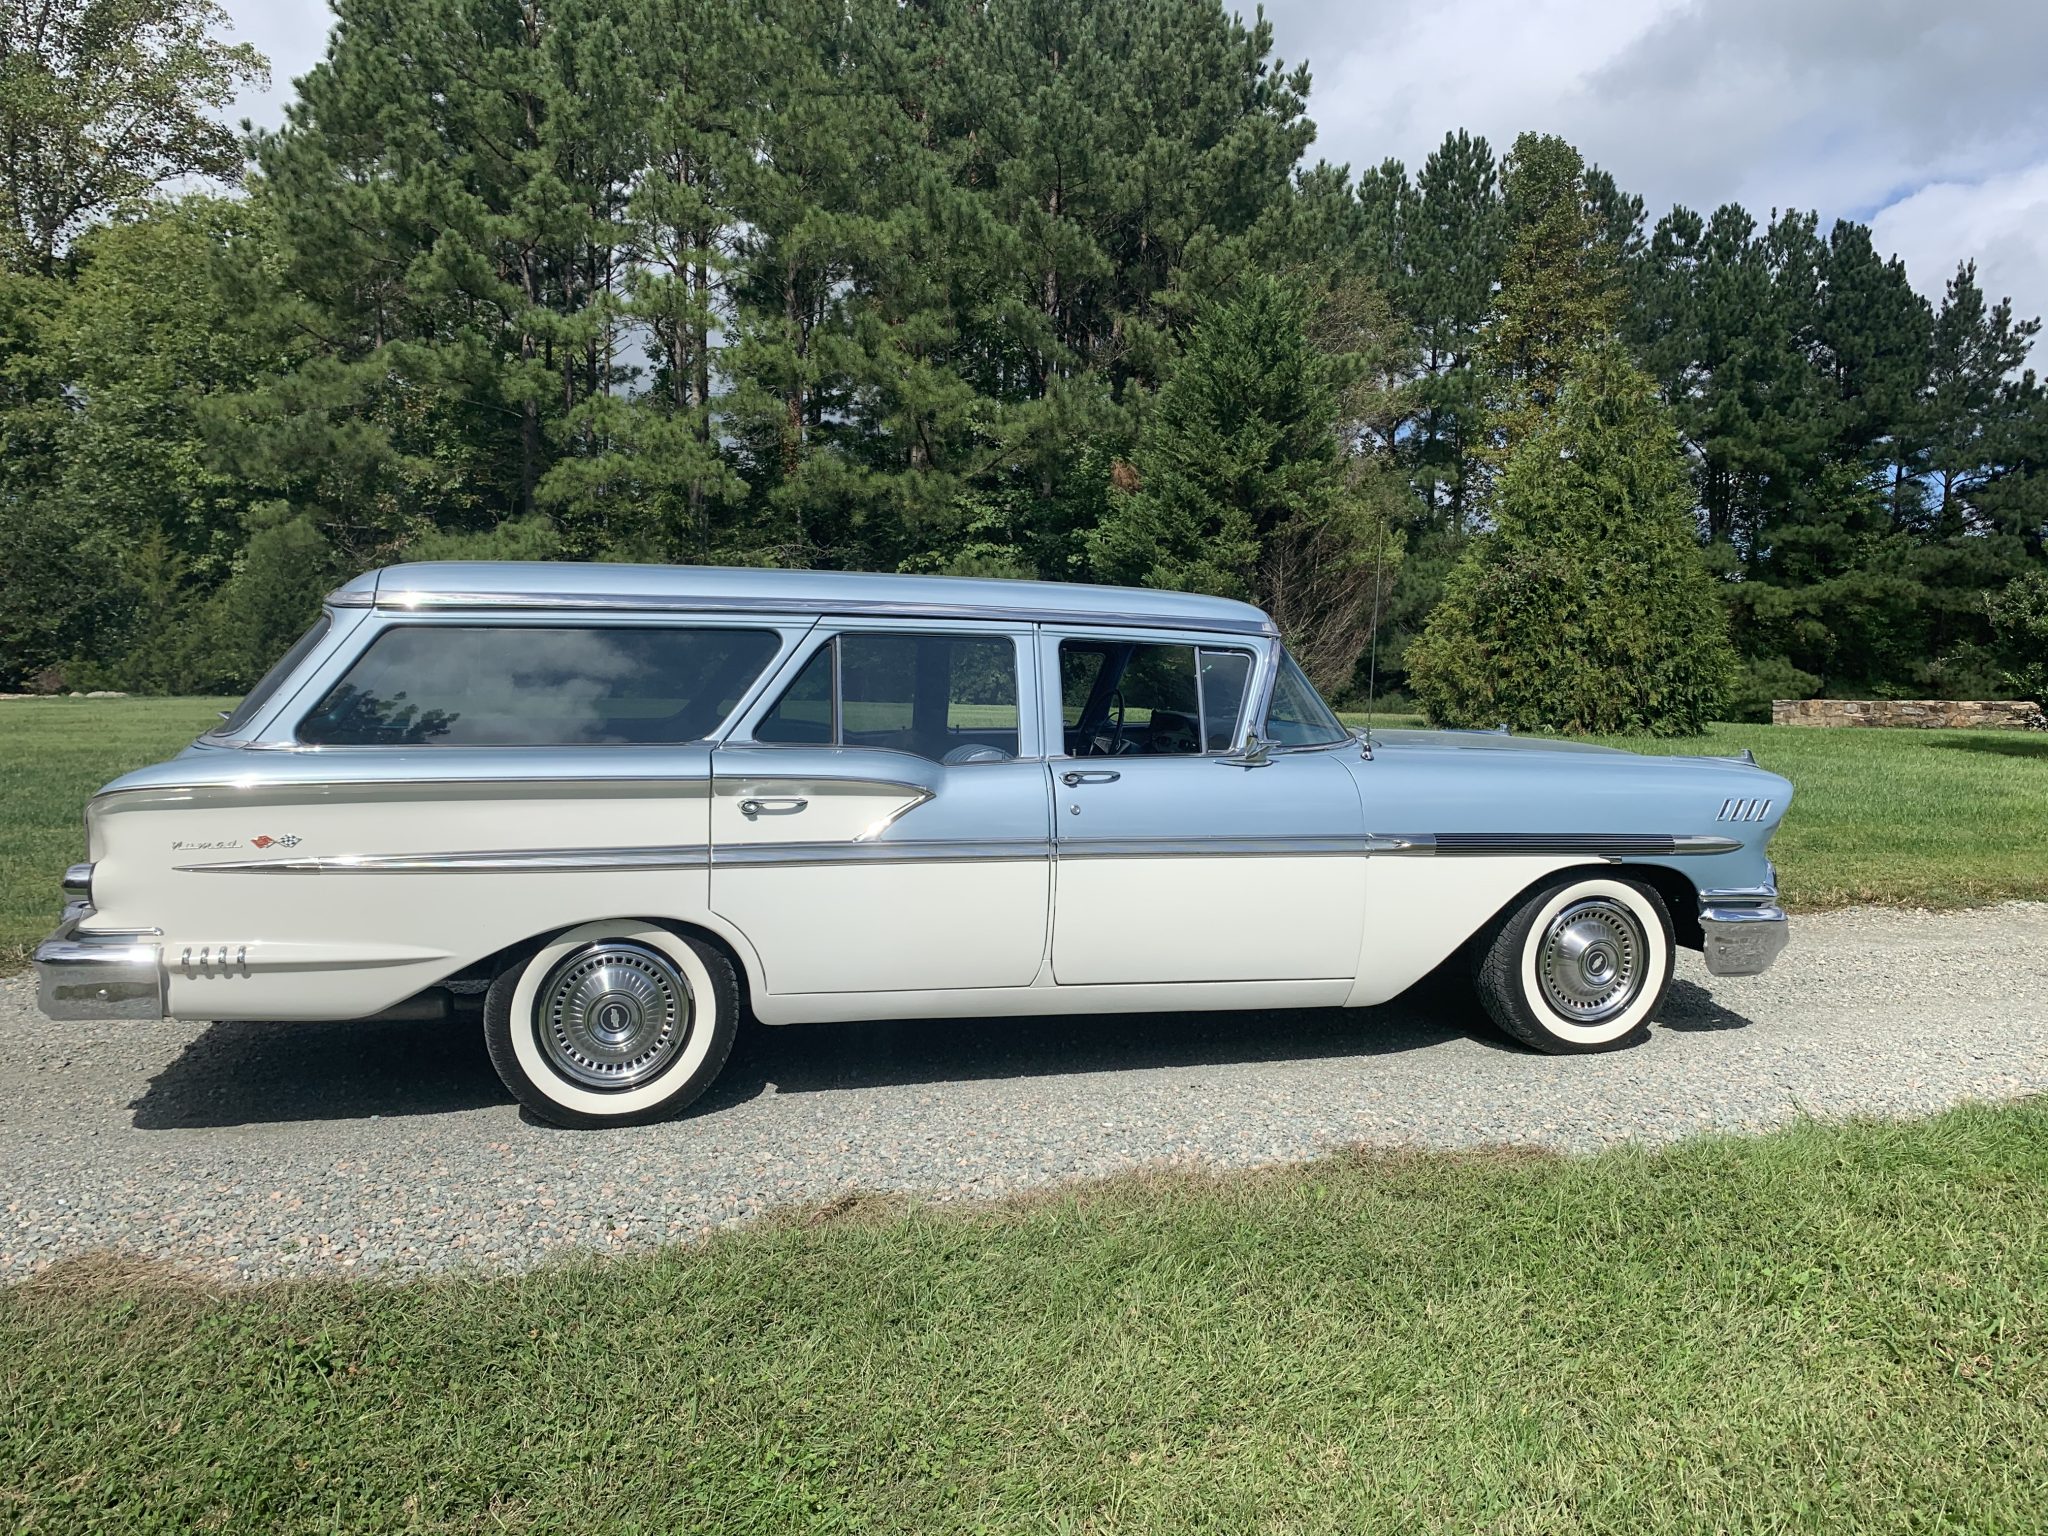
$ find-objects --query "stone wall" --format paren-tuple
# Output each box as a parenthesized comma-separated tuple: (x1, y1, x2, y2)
(1772, 698, 2047, 730)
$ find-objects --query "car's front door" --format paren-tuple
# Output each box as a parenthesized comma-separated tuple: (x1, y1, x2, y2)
(709, 623, 1052, 995)
(1042, 630, 1367, 985)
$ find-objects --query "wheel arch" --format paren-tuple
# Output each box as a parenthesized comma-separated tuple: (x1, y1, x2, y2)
(1469, 861, 1698, 954)
(454, 911, 766, 1018)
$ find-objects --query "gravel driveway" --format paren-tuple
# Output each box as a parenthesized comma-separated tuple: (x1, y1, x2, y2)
(5, 902, 2045, 1282)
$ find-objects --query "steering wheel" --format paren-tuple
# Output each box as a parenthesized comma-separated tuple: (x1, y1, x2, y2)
(1091, 690, 1129, 757)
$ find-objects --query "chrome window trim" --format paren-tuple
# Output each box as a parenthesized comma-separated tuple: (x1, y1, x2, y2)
(1045, 632, 1267, 761)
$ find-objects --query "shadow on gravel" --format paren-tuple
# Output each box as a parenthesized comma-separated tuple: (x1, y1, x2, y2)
(130, 1010, 510, 1128)
(129, 966, 1745, 1130)
(130, 975, 1497, 1128)
(1657, 978, 1757, 1033)
(690, 967, 1507, 1116)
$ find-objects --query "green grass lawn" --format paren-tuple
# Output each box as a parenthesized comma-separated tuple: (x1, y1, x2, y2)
(1599, 721, 2048, 910)
(0, 696, 234, 973)
(4, 698, 2047, 971)
(4, 1104, 2044, 1532)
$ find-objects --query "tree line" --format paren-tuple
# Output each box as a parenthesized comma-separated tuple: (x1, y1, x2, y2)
(2, 0, 2043, 726)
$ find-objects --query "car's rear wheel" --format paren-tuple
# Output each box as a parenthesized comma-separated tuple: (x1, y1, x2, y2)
(1472, 874, 1673, 1054)
(484, 920, 738, 1127)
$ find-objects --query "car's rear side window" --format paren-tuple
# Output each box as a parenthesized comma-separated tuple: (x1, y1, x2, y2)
(753, 633, 1020, 762)
(297, 625, 781, 746)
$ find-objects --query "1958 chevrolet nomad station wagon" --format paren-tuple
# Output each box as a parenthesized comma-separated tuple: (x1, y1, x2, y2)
(37, 564, 1791, 1127)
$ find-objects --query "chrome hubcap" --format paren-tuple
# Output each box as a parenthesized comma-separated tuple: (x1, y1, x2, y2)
(536, 942, 691, 1091)
(1537, 899, 1645, 1024)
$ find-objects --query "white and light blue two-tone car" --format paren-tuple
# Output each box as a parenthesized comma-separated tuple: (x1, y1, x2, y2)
(36, 564, 1792, 1126)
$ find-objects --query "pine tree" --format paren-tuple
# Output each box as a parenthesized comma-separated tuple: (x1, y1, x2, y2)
(1407, 341, 1734, 735)
(1405, 131, 1502, 535)
(1089, 273, 1399, 690)
(1485, 133, 1622, 449)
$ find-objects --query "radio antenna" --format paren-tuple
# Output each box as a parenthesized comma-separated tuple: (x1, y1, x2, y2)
(1362, 500, 1388, 755)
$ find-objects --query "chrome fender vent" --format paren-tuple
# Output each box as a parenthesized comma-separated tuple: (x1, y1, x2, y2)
(1717, 797, 1774, 823)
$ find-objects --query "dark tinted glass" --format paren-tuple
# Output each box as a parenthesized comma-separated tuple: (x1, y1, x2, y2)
(754, 644, 834, 744)
(216, 614, 331, 735)
(298, 625, 780, 746)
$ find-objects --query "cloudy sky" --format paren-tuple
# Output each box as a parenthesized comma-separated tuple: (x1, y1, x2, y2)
(217, 0, 2048, 357)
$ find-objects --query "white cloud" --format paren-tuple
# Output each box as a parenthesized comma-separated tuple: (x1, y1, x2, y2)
(1263, 0, 2048, 349)
(1871, 163, 2048, 347)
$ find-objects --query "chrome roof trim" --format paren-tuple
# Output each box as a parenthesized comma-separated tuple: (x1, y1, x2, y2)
(321, 562, 1278, 636)
(352, 588, 1278, 636)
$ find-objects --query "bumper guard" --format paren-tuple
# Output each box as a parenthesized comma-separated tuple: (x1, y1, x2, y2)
(1698, 888, 1790, 977)
(34, 912, 165, 1021)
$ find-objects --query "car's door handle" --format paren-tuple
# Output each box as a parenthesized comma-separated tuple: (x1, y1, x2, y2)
(1061, 770, 1121, 787)
(738, 796, 809, 819)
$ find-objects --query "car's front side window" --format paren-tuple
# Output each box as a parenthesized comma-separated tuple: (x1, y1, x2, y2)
(296, 624, 782, 746)
(754, 632, 1021, 763)
(1058, 639, 1255, 758)
(1264, 650, 1351, 747)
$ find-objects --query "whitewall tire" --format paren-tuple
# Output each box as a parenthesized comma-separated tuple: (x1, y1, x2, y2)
(484, 921, 739, 1127)
(1472, 875, 1674, 1054)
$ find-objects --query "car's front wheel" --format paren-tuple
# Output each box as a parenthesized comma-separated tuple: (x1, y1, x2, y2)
(484, 921, 738, 1127)
(1472, 874, 1674, 1054)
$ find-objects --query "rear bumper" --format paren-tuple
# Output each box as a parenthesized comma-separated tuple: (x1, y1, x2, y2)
(34, 912, 165, 1021)
(1698, 889, 1790, 977)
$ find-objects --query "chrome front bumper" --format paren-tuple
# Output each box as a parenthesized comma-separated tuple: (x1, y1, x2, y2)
(1698, 891, 1790, 977)
(34, 911, 165, 1021)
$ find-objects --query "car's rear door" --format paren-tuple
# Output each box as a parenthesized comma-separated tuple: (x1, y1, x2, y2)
(709, 621, 1053, 995)
(1040, 628, 1367, 985)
